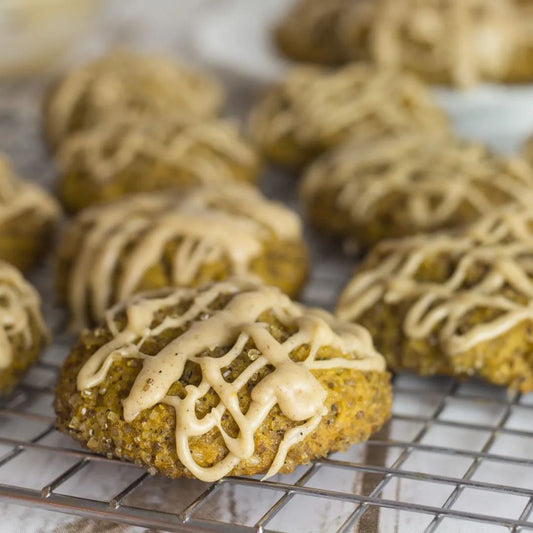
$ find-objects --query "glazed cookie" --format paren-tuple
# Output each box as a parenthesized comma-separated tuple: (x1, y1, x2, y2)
(300, 134, 533, 249)
(249, 64, 449, 167)
(56, 184, 309, 330)
(275, 0, 373, 65)
(337, 206, 533, 392)
(43, 51, 224, 147)
(56, 113, 260, 212)
(55, 278, 391, 480)
(276, 0, 528, 88)
(366, 0, 519, 87)
(0, 156, 60, 271)
(0, 260, 49, 394)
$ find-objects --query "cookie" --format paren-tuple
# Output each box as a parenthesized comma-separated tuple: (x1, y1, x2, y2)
(56, 184, 309, 330)
(56, 113, 260, 212)
(0, 261, 49, 394)
(43, 51, 224, 147)
(0, 155, 60, 271)
(55, 278, 391, 480)
(275, 0, 369, 65)
(300, 134, 533, 248)
(276, 0, 530, 88)
(249, 64, 448, 167)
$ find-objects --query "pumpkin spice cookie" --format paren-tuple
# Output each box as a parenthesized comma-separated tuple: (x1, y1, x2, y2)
(55, 278, 391, 480)
(337, 206, 533, 392)
(276, 0, 530, 88)
(56, 184, 309, 330)
(43, 51, 224, 147)
(365, 0, 519, 87)
(0, 155, 60, 271)
(300, 134, 533, 249)
(249, 63, 448, 167)
(56, 113, 260, 212)
(275, 0, 374, 65)
(0, 261, 49, 394)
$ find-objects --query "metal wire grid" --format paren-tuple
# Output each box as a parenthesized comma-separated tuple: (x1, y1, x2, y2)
(0, 261, 533, 532)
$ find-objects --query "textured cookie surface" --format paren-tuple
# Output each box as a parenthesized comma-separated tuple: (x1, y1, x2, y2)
(300, 134, 533, 248)
(56, 184, 308, 330)
(249, 63, 448, 167)
(0, 260, 49, 394)
(55, 279, 391, 481)
(337, 206, 533, 392)
(43, 51, 224, 147)
(57, 113, 260, 212)
(0, 155, 60, 271)
(275, 0, 374, 65)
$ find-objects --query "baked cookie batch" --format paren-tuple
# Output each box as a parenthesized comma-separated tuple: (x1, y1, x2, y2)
(1, 1, 533, 483)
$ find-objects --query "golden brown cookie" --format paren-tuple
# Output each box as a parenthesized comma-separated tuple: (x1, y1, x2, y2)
(249, 63, 448, 168)
(367, 0, 518, 87)
(0, 260, 49, 394)
(0, 155, 60, 271)
(337, 205, 533, 392)
(43, 51, 224, 147)
(300, 134, 533, 248)
(56, 184, 309, 330)
(55, 278, 391, 480)
(56, 113, 260, 212)
(275, 0, 373, 65)
(276, 0, 532, 88)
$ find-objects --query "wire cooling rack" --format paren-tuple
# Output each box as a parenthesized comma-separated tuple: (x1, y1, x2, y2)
(1, 76, 533, 533)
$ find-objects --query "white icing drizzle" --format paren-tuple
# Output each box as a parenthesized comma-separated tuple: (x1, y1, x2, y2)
(0, 261, 48, 369)
(249, 63, 448, 159)
(46, 51, 223, 144)
(0, 156, 60, 227)
(370, 0, 517, 87)
(337, 206, 533, 356)
(77, 279, 385, 481)
(301, 134, 533, 232)
(62, 185, 302, 330)
(57, 113, 258, 186)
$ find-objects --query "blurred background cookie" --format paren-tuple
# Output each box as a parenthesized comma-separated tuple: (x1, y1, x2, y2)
(43, 51, 224, 147)
(0, 260, 49, 394)
(249, 63, 448, 167)
(300, 134, 533, 248)
(56, 184, 308, 330)
(56, 113, 260, 212)
(275, 0, 372, 65)
(275, 0, 533, 88)
(0, 155, 60, 271)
